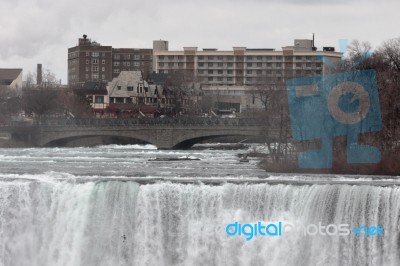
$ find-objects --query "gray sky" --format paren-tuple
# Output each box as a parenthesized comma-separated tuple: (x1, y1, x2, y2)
(0, 0, 398, 84)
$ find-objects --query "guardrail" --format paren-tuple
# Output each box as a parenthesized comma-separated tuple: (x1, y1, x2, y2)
(16, 117, 266, 127)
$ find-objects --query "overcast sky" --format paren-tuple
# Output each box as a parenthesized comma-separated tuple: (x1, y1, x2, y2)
(0, 0, 398, 84)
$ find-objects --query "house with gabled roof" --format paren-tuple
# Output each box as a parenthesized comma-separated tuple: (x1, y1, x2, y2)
(74, 81, 109, 113)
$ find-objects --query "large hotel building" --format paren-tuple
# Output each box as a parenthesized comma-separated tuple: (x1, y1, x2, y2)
(152, 39, 342, 86)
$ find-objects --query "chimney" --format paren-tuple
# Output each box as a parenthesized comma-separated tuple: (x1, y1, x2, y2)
(37, 64, 42, 85)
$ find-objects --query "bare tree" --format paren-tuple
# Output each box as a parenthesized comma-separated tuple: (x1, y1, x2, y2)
(164, 70, 200, 114)
(253, 75, 291, 164)
(0, 86, 21, 124)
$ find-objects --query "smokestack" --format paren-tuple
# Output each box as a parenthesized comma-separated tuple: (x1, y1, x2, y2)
(37, 64, 42, 85)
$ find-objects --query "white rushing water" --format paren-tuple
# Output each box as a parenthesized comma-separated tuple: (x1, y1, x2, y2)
(0, 144, 399, 266)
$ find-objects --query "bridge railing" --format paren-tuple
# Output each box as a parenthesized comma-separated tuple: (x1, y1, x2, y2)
(26, 117, 266, 127)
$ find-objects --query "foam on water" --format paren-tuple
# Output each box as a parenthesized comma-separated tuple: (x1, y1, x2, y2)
(0, 144, 399, 266)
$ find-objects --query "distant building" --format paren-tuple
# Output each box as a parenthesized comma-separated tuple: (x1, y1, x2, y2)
(0, 68, 23, 90)
(152, 39, 342, 87)
(74, 81, 109, 113)
(68, 35, 153, 86)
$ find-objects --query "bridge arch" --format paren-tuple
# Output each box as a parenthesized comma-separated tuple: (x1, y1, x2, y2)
(39, 131, 157, 147)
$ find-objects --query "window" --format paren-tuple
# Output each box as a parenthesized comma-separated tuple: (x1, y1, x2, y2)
(102, 52, 106, 57)
(134, 62, 140, 67)
(102, 60, 106, 64)
(95, 96, 104, 103)
(127, 86, 134, 91)
(257, 56, 262, 60)
(159, 62, 164, 67)
(85, 66, 89, 72)
(85, 74, 89, 79)
(113, 62, 120, 66)
(227, 63, 233, 67)
(198, 70, 204, 74)
(276, 63, 281, 67)
(217, 56, 223, 60)
(208, 56, 214, 60)
(208, 70, 213, 74)
(247, 56, 253, 60)
(159, 56, 164, 60)
(257, 70, 262, 75)
(218, 70, 223, 74)
(178, 62, 184, 67)
(306, 63, 312, 67)
(217, 77, 223, 81)
(168, 62, 174, 67)
(218, 63, 223, 67)
(247, 70, 252, 74)
(247, 63, 252, 67)
(114, 54, 120, 60)
(101, 67, 105, 72)
(92, 73, 99, 79)
(198, 56, 203, 60)
(86, 52, 90, 57)
(257, 63, 262, 67)
(124, 54, 131, 60)
(92, 66, 99, 71)
(117, 86, 121, 90)
(178, 56, 184, 60)
(114, 69, 120, 73)
(227, 70, 233, 74)
(198, 62, 204, 67)
(227, 77, 233, 81)
(86, 60, 89, 64)
(92, 52, 99, 57)
(134, 54, 140, 60)
(92, 59, 98, 64)
(208, 77, 213, 81)
(296, 63, 302, 67)
(208, 62, 213, 67)
(101, 74, 105, 79)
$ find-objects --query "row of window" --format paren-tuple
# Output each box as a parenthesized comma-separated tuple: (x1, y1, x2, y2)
(85, 74, 106, 80)
(158, 62, 321, 68)
(158, 55, 290, 61)
(113, 54, 148, 60)
(86, 59, 106, 64)
(113, 61, 142, 67)
(81, 52, 150, 60)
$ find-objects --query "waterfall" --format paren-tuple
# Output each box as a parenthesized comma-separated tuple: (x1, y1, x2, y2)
(0, 179, 399, 266)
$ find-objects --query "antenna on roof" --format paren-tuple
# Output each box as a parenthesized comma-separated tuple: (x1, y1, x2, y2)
(312, 33, 317, 51)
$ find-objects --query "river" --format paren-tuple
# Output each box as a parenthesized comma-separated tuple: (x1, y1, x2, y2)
(0, 144, 399, 266)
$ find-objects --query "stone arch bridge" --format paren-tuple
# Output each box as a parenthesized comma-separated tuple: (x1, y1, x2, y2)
(10, 117, 271, 149)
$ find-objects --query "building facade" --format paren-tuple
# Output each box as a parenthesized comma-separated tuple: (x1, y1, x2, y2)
(152, 39, 342, 87)
(68, 35, 153, 86)
(0, 68, 23, 90)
